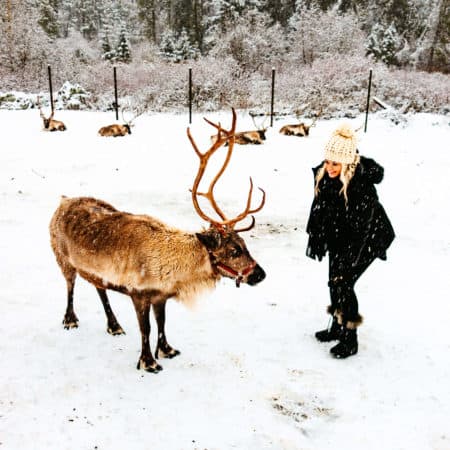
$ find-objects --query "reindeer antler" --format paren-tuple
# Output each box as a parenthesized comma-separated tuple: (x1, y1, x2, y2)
(36, 96, 45, 119)
(187, 108, 265, 231)
(122, 107, 145, 127)
(250, 111, 268, 131)
(310, 107, 323, 127)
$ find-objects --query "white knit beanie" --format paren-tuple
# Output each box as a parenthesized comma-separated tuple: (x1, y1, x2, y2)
(324, 123, 358, 164)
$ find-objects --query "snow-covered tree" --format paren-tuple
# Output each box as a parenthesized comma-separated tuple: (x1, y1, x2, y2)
(101, 31, 115, 61)
(38, 0, 59, 37)
(411, 0, 449, 72)
(137, 0, 157, 41)
(366, 23, 400, 65)
(58, 0, 74, 37)
(288, 4, 365, 65)
(70, 0, 99, 40)
(262, 0, 297, 26)
(115, 27, 131, 62)
(159, 28, 199, 62)
(0, 1, 52, 77)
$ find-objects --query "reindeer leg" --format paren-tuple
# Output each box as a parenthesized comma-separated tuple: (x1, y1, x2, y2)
(96, 288, 125, 335)
(131, 294, 162, 373)
(62, 268, 78, 329)
(153, 301, 180, 359)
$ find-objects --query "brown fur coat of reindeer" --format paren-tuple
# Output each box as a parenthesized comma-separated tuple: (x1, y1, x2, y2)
(98, 108, 144, 137)
(210, 113, 267, 145)
(98, 123, 131, 137)
(50, 109, 266, 373)
(279, 109, 322, 137)
(37, 97, 66, 131)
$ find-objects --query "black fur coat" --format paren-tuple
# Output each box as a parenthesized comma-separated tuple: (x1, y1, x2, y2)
(306, 156, 395, 265)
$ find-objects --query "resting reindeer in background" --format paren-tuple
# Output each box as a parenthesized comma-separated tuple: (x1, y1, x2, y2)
(37, 96, 66, 131)
(50, 108, 266, 373)
(98, 108, 144, 137)
(211, 112, 267, 146)
(279, 108, 322, 137)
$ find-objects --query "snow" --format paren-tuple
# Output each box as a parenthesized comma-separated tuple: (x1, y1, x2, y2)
(1, 109, 449, 450)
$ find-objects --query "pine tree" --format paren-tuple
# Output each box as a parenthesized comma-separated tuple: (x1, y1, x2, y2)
(137, 0, 157, 42)
(115, 27, 131, 62)
(366, 22, 399, 65)
(101, 31, 116, 61)
(38, 0, 59, 37)
(380, 23, 399, 65)
(71, 0, 99, 40)
(159, 29, 177, 60)
(159, 28, 198, 62)
(58, 0, 74, 38)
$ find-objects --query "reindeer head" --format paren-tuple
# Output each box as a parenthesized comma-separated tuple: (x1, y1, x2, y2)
(256, 129, 267, 141)
(37, 96, 66, 131)
(37, 96, 53, 129)
(187, 109, 266, 287)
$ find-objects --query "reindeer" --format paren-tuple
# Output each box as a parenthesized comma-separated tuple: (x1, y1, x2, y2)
(49, 109, 266, 373)
(279, 109, 322, 137)
(37, 96, 66, 132)
(98, 108, 144, 137)
(211, 112, 267, 146)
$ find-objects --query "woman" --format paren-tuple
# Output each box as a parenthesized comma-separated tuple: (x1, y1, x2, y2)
(306, 123, 395, 358)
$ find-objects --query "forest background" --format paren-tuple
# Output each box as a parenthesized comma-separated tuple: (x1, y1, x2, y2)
(1, 0, 449, 115)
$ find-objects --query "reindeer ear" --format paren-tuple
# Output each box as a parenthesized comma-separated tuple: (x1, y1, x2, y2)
(196, 230, 221, 250)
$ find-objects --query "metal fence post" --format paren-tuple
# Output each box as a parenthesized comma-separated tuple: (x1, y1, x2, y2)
(270, 68, 275, 127)
(113, 66, 119, 120)
(47, 65, 54, 113)
(364, 69, 373, 133)
(188, 68, 193, 124)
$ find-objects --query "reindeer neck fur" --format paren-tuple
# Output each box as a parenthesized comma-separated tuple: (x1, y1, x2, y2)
(50, 197, 220, 305)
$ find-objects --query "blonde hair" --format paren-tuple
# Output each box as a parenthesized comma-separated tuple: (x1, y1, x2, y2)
(314, 154, 360, 205)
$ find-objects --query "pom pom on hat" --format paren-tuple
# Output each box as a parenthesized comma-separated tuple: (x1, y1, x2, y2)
(324, 122, 358, 164)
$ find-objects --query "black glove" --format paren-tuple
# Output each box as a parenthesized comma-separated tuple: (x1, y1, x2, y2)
(306, 234, 326, 261)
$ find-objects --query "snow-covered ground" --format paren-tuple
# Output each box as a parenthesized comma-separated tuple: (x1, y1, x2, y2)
(1, 109, 449, 450)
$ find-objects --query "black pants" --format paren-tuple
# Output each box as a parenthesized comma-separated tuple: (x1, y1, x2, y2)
(328, 250, 376, 325)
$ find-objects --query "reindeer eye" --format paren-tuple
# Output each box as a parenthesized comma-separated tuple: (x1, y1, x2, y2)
(230, 246, 242, 257)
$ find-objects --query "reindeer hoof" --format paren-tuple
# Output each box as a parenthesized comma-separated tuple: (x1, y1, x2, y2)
(107, 324, 126, 335)
(156, 347, 181, 359)
(137, 359, 163, 373)
(62, 317, 78, 329)
(167, 349, 180, 359)
(146, 363, 163, 373)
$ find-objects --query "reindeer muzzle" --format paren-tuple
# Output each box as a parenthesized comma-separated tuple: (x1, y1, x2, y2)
(216, 262, 265, 288)
(246, 264, 265, 286)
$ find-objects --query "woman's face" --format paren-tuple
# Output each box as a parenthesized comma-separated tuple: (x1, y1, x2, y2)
(324, 160, 342, 178)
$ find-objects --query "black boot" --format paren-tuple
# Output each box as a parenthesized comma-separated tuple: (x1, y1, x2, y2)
(330, 328, 358, 358)
(315, 317, 341, 342)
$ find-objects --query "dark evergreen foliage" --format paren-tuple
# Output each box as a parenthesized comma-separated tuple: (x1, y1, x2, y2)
(1, 0, 448, 112)
(26, 0, 448, 73)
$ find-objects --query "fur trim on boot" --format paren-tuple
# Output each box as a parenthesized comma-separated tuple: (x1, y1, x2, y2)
(335, 311, 363, 328)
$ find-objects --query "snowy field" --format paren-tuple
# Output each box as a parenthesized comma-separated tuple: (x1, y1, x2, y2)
(0, 108, 449, 450)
